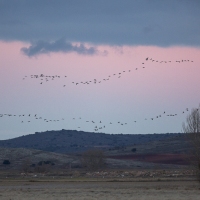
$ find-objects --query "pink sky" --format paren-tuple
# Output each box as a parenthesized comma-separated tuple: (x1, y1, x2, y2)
(0, 41, 200, 139)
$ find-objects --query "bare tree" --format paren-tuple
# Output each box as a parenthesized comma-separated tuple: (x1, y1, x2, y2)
(35, 161, 51, 174)
(182, 107, 200, 180)
(81, 149, 106, 171)
(21, 158, 31, 173)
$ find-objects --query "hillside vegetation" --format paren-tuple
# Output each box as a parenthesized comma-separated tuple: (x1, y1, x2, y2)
(0, 130, 186, 154)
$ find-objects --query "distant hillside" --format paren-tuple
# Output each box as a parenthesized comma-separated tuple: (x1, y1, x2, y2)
(0, 147, 74, 170)
(0, 129, 184, 154)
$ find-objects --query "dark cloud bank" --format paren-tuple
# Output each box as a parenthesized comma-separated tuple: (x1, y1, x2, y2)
(1, 0, 200, 56)
(21, 39, 107, 57)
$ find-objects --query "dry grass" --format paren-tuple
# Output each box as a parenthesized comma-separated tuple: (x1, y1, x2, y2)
(0, 179, 200, 200)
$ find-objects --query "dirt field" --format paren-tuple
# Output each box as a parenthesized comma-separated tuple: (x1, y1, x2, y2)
(0, 179, 200, 200)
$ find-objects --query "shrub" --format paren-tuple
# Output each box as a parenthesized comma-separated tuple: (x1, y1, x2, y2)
(131, 148, 137, 152)
(3, 160, 10, 165)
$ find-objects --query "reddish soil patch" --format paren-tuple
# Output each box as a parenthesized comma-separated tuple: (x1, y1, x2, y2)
(108, 154, 189, 165)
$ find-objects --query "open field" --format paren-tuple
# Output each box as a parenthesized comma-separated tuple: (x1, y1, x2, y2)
(0, 141, 199, 199)
(109, 153, 189, 165)
(0, 179, 200, 200)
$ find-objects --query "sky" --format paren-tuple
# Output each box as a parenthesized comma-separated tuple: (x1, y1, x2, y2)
(0, 0, 200, 140)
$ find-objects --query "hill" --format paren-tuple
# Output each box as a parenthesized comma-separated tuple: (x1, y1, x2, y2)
(0, 130, 192, 171)
(0, 130, 185, 154)
(0, 147, 74, 171)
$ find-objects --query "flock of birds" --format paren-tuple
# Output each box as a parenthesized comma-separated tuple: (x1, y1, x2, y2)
(2, 56, 196, 133)
(22, 58, 194, 87)
(1, 106, 199, 132)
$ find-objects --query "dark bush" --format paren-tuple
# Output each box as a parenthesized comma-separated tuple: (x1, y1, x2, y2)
(131, 148, 137, 152)
(38, 161, 55, 166)
(3, 160, 10, 165)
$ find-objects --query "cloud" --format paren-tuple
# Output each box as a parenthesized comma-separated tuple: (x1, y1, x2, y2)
(21, 39, 107, 56)
(1, 0, 200, 47)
